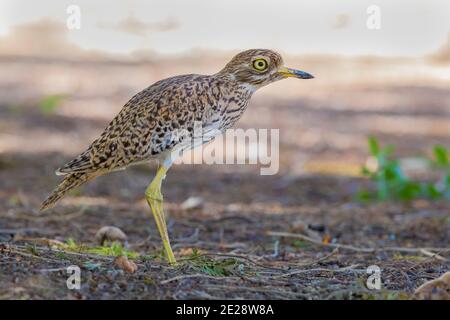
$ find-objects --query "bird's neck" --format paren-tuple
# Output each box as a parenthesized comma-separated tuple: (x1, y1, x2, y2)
(214, 72, 257, 96)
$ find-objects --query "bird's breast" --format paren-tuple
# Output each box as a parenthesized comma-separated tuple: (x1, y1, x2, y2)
(215, 86, 254, 130)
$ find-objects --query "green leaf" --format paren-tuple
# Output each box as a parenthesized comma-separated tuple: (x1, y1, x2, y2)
(445, 174, 450, 188)
(361, 166, 371, 176)
(368, 136, 380, 156)
(397, 182, 421, 201)
(424, 184, 442, 200)
(65, 238, 77, 249)
(292, 240, 312, 249)
(382, 144, 395, 156)
(39, 94, 64, 115)
(356, 190, 372, 202)
(433, 145, 449, 167)
(357, 138, 449, 203)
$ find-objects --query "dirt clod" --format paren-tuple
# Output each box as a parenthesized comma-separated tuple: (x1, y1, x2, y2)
(114, 255, 138, 273)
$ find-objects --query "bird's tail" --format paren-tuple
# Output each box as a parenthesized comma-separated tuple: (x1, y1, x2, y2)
(40, 172, 95, 211)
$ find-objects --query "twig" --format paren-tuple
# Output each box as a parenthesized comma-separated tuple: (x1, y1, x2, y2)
(268, 247, 339, 269)
(172, 241, 247, 250)
(206, 284, 309, 299)
(207, 215, 255, 224)
(407, 249, 450, 271)
(161, 273, 239, 285)
(180, 252, 287, 272)
(0, 228, 40, 235)
(267, 231, 373, 252)
(267, 231, 449, 256)
(37, 267, 69, 273)
(5, 248, 58, 263)
(12, 209, 86, 222)
(419, 249, 447, 261)
(12, 237, 65, 247)
(383, 247, 449, 255)
(269, 264, 363, 279)
(12, 244, 115, 262)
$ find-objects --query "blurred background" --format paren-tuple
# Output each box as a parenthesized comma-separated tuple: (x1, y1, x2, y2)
(1, 0, 449, 206)
(0, 0, 449, 300)
(1, 0, 449, 174)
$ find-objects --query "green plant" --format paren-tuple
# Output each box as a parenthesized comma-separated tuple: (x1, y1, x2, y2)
(184, 249, 238, 276)
(39, 94, 64, 115)
(430, 145, 450, 199)
(64, 238, 139, 259)
(291, 239, 312, 249)
(357, 137, 450, 202)
(25, 244, 39, 256)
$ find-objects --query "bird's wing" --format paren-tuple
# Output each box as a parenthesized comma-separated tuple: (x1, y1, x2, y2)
(56, 150, 92, 175)
(57, 74, 205, 175)
(57, 106, 146, 175)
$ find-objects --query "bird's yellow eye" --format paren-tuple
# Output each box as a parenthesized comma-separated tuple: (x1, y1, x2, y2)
(252, 58, 268, 71)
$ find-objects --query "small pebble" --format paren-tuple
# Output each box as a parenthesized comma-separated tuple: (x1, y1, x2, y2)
(180, 196, 204, 210)
(95, 226, 127, 246)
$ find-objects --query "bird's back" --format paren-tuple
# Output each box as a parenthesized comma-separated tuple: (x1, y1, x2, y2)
(57, 73, 254, 176)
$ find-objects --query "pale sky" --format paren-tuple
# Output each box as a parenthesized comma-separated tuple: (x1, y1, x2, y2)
(1, 0, 449, 57)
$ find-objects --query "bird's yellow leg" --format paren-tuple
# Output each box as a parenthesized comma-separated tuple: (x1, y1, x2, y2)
(145, 165, 177, 265)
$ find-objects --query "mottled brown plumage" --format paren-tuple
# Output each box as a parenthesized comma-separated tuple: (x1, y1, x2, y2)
(40, 49, 313, 263)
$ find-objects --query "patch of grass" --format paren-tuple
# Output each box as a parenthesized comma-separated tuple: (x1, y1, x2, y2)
(25, 244, 39, 256)
(140, 254, 157, 262)
(7, 195, 21, 207)
(88, 242, 139, 259)
(193, 258, 237, 276)
(357, 137, 450, 202)
(184, 249, 239, 276)
(55, 251, 68, 260)
(291, 239, 312, 250)
(392, 254, 426, 262)
(432, 145, 449, 167)
(39, 94, 64, 115)
(63, 238, 139, 259)
(65, 238, 78, 249)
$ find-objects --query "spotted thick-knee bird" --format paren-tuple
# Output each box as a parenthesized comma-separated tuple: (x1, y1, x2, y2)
(41, 49, 314, 264)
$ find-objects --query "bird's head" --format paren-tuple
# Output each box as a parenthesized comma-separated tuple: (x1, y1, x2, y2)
(218, 49, 313, 89)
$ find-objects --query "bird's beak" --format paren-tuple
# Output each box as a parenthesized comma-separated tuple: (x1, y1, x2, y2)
(278, 66, 314, 79)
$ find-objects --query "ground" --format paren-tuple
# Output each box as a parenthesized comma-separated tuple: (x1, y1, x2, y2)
(0, 55, 449, 299)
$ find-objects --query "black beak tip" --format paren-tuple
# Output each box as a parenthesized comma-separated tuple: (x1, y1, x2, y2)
(295, 70, 314, 79)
